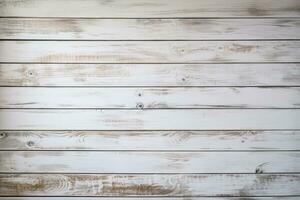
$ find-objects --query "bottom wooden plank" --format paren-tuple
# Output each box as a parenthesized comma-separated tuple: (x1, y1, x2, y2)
(0, 174, 299, 197)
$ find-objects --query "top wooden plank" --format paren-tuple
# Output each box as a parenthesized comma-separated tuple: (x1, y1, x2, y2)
(0, 0, 299, 18)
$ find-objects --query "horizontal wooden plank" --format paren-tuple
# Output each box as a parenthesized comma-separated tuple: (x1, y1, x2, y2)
(1, 130, 299, 151)
(0, 41, 299, 63)
(1, 64, 299, 86)
(1, 198, 299, 200)
(1, 87, 299, 109)
(0, 109, 299, 130)
(1, 18, 300, 40)
(0, 0, 299, 17)
(1, 174, 299, 196)
(1, 151, 299, 173)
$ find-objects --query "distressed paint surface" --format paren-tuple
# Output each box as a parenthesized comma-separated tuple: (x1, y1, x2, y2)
(1, 0, 300, 17)
(0, 174, 299, 196)
(1, 130, 300, 151)
(1, 151, 300, 173)
(0, 41, 299, 63)
(1, 87, 299, 108)
(1, 198, 299, 200)
(1, 64, 299, 87)
(1, 18, 300, 40)
(0, 109, 299, 130)
(0, 0, 299, 198)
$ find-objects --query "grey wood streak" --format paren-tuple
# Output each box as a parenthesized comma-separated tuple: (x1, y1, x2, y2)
(0, 0, 299, 17)
(1, 87, 299, 109)
(1, 64, 299, 87)
(1, 18, 300, 40)
(0, 174, 299, 196)
(0, 109, 299, 130)
(0, 41, 299, 63)
(1, 130, 299, 151)
(1, 151, 300, 173)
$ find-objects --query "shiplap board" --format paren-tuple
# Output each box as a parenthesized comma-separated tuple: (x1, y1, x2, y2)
(0, 109, 299, 130)
(0, 0, 299, 17)
(1, 18, 300, 40)
(0, 41, 299, 63)
(1, 174, 299, 196)
(1, 130, 300, 151)
(1, 87, 299, 109)
(1, 64, 299, 86)
(1, 151, 300, 173)
(1, 198, 299, 200)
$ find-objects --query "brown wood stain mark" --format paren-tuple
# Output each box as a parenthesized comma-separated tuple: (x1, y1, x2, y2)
(227, 43, 259, 53)
(103, 182, 174, 196)
(0, 174, 46, 195)
(247, 7, 268, 16)
(66, 174, 176, 196)
(135, 19, 170, 26)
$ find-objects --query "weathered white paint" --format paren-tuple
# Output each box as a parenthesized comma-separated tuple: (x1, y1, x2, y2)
(0, 109, 299, 130)
(1, 18, 299, 40)
(1, 174, 299, 196)
(1, 64, 299, 86)
(1, 130, 299, 151)
(1, 0, 299, 17)
(0, 41, 299, 63)
(1, 87, 299, 108)
(1, 198, 299, 200)
(1, 151, 299, 173)
(1, 0, 299, 198)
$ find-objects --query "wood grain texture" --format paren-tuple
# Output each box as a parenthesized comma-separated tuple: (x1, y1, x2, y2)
(1, 130, 299, 151)
(1, 87, 299, 109)
(0, 0, 299, 17)
(1, 63, 299, 87)
(1, 151, 300, 173)
(1, 174, 299, 196)
(0, 109, 299, 130)
(1, 18, 300, 40)
(1, 41, 299, 63)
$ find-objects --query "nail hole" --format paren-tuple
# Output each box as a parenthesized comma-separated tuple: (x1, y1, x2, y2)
(138, 93, 142, 97)
(255, 168, 263, 174)
(182, 78, 186, 82)
(136, 103, 144, 109)
(27, 141, 35, 147)
(0, 132, 6, 138)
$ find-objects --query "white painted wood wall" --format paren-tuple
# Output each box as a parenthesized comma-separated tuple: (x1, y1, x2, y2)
(0, 0, 300, 199)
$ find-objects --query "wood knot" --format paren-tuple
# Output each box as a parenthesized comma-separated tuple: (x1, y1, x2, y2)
(27, 141, 35, 147)
(136, 102, 144, 109)
(255, 168, 263, 174)
(27, 70, 35, 76)
(0, 132, 7, 139)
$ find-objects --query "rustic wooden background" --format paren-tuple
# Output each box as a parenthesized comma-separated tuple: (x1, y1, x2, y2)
(0, 0, 300, 199)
